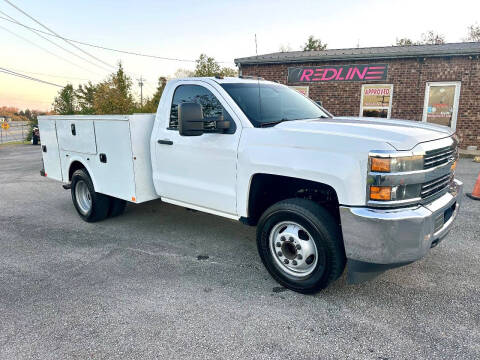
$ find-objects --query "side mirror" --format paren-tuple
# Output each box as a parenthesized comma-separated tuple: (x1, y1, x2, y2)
(178, 103, 204, 136)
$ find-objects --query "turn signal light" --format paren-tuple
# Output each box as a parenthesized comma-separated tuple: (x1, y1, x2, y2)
(370, 186, 392, 201)
(371, 158, 391, 172)
(451, 160, 457, 171)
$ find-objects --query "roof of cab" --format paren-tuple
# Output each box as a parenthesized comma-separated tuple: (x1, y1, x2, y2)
(168, 77, 274, 85)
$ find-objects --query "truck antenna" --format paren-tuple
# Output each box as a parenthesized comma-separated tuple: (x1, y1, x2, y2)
(255, 34, 262, 120)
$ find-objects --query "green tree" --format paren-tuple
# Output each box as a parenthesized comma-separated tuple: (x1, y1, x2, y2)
(76, 82, 97, 114)
(220, 67, 237, 77)
(303, 35, 327, 51)
(194, 54, 222, 76)
(193, 54, 237, 77)
(143, 77, 167, 113)
(53, 84, 76, 114)
(93, 63, 135, 114)
(466, 23, 480, 41)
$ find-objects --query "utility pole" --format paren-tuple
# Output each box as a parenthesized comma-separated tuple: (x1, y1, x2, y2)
(138, 76, 146, 107)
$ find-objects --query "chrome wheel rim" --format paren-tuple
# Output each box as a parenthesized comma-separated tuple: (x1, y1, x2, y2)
(269, 221, 318, 278)
(75, 180, 92, 215)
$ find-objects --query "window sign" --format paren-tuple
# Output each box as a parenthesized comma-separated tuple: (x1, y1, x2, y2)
(359, 84, 393, 118)
(422, 82, 461, 129)
(288, 86, 309, 97)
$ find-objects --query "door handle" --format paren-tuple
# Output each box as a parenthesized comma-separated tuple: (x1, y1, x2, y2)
(157, 139, 173, 145)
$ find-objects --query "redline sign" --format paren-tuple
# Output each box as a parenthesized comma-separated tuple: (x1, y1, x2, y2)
(287, 64, 388, 83)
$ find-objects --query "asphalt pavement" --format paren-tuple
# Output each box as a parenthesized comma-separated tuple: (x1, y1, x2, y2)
(0, 144, 479, 359)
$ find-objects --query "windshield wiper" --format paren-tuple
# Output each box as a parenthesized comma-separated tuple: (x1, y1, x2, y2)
(259, 118, 297, 128)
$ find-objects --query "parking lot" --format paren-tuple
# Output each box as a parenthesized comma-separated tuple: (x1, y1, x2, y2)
(0, 144, 479, 359)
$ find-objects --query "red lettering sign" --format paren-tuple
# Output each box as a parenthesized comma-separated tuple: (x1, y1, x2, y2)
(288, 64, 388, 83)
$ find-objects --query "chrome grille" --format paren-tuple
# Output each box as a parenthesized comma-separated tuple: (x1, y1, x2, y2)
(424, 146, 455, 169)
(421, 173, 451, 199)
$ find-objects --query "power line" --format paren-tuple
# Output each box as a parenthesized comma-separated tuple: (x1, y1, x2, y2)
(3, 0, 114, 69)
(0, 9, 111, 73)
(0, 23, 99, 75)
(0, 15, 230, 64)
(4, 67, 93, 81)
(0, 67, 64, 87)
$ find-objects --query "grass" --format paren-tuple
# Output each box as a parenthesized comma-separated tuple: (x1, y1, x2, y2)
(0, 140, 31, 146)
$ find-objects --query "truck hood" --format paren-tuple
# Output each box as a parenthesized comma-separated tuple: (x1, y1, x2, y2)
(275, 116, 454, 151)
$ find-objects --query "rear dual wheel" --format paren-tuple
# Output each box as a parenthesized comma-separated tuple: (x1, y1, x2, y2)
(71, 169, 126, 222)
(257, 198, 346, 294)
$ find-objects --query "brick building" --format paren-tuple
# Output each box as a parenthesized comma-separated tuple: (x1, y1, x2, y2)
(235, 42, 480, 149)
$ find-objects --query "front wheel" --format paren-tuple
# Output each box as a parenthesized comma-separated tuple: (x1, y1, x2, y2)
(257, 198, 346, 294)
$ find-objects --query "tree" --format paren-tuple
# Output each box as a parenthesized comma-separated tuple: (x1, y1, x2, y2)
(466, 23, 480, 42)
(93, 62, 135, 114)
(194, 54, 222, 76)
(396, 38, 418, 46)
(174, 68, 195, 78)
(76, 82, 97, 114)
(191, 54, 236, 77)
(53, 84, 76, 115)
(220, 67, 237, 77)
(421, 31, 445, 45)
(303, 35, 327, 51)
(279, 43, 292, 52)
(143, 77, 167, 113)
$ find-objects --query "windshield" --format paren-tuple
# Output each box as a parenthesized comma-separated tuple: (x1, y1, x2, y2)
(221, 82, 331, 127)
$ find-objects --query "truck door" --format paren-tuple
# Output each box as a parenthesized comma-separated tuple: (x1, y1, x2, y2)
(154, 82, 241, 216)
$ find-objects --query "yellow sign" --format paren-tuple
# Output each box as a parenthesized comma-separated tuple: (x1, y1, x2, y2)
(360, 84, 393, 118)
(1, 122, 9, 130)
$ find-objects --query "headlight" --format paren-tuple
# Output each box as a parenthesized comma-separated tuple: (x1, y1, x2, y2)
(370, 155, 424, 173)
(368, 154, 424, 202)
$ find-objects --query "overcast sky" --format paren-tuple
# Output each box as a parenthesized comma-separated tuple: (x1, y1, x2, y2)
(0, 0, 478, 111)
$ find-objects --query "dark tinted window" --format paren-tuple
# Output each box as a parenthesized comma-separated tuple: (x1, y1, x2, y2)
(169, 85, 232, 130)
(221, 83, 329, 127)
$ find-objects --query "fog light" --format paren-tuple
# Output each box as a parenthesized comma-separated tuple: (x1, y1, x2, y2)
(370, 186, 391, 201)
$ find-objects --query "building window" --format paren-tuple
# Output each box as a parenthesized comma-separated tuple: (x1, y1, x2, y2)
(422, 82, 461, 129)
(359, 84, 393, 119)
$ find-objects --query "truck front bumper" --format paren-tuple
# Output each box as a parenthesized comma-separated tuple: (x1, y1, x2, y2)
(339, 179, 463, 282)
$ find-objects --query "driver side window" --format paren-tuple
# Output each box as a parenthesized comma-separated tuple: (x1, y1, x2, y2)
(169, 84, 233, 131)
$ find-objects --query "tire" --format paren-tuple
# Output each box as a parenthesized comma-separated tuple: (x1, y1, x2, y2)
(257, 198, 346, 294)
(71, 169, 111, 222)
(108, 197, 127, 217)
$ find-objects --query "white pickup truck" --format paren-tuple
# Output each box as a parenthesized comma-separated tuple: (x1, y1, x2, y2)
(38, 77, 462, 293)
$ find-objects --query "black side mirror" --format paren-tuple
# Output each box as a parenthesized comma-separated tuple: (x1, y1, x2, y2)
(178, 103, 204, 136)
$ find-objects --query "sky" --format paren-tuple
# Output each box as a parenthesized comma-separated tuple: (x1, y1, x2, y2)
(0, 0, 479, 111)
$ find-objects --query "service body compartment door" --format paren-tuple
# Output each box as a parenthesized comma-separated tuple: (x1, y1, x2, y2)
(92, 120, 136, 201)
(38, 119, 63, 181)
(56, 119, 97, 154)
